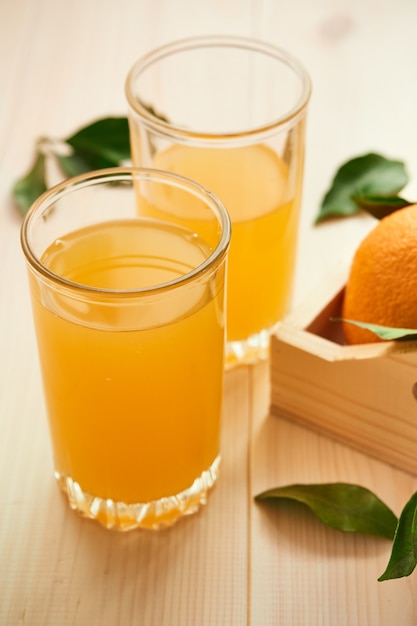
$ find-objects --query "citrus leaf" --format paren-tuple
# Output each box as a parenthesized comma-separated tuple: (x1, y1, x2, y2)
(334, 318, 417, 341)
(315, 153, 409, 223)
(379, 491, 417, 581)
(255, 483, 397, 539)
(55, 152, 98, 177)
(12, 151, 47, 215)
(12, 117, 132, 217)
(352, 193, 412, 220)
(64, 116, 131, 169)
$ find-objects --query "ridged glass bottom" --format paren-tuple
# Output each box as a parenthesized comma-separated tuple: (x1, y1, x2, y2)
(55, 455, 220, 531)
(225, 328, 271, 369)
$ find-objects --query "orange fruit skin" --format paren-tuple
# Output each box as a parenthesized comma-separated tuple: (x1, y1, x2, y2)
(342, 204, 417, 345)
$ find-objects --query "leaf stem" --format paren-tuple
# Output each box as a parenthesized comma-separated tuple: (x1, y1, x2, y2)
(36, 136, 74, 157)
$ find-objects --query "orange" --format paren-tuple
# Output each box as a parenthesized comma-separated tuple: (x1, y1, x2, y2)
(342, 204, 417, 345)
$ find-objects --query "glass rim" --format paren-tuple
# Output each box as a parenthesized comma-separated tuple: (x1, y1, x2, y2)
(20, 166, 231, 297)
(125, 34, 312, 144)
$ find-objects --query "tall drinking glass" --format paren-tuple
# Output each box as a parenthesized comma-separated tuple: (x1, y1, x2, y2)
(125, 35, 311, 367)
(21, 167, 230, 531)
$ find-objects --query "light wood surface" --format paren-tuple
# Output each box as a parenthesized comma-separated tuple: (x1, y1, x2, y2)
(2, 0, 417, 624)
(270, 273, 417, 476)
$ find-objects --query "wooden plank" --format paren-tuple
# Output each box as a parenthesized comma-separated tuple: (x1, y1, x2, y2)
(2, 366, 251, 626)
(250, 410, 417, 625)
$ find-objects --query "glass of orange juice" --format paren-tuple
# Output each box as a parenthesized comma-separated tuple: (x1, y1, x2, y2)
(20, 167, 231, 531)
(125, 36, 311, 367)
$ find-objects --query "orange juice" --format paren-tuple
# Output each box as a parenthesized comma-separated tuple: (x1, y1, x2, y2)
(135, 143, 300, 342)
(29, 219, 225, 506)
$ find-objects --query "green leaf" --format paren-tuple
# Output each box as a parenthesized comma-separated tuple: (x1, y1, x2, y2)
(55, 153, 96, 178)
(255, 483, 397, 539)
(352, 193, 412, 220)
(315, 153, 409, 223)
(379, 491, 417, 581)
(334, 318, 417, 341)
(12, 151, 47, 215)
(64, 116, 131, 170)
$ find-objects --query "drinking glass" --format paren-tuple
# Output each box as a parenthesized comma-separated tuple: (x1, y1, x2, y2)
(21, 167, 230, 531)
(125, 35, 311, 366)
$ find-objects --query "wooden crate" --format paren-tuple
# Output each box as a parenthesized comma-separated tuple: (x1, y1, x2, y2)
(270, 272, 417, 475)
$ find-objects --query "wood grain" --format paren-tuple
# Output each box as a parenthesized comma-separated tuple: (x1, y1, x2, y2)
(270, 277, 417, 475)
(2, 0, 417, 624)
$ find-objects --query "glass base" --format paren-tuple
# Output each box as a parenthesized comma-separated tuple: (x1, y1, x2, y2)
(55, 456, 220, 531)
(225, 328, 271, 369)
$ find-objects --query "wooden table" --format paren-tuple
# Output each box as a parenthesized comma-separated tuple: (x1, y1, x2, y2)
(2, 0, 417, 623)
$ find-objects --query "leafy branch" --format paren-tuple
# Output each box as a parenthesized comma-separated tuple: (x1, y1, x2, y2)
(13, 117, 131, 214)
(315, 152, 413, 223)
(255, 483, 417, 581)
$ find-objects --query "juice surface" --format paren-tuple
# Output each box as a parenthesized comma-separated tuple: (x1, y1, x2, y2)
(139, 143, 300, 341)
(31, 219, 225, 503)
